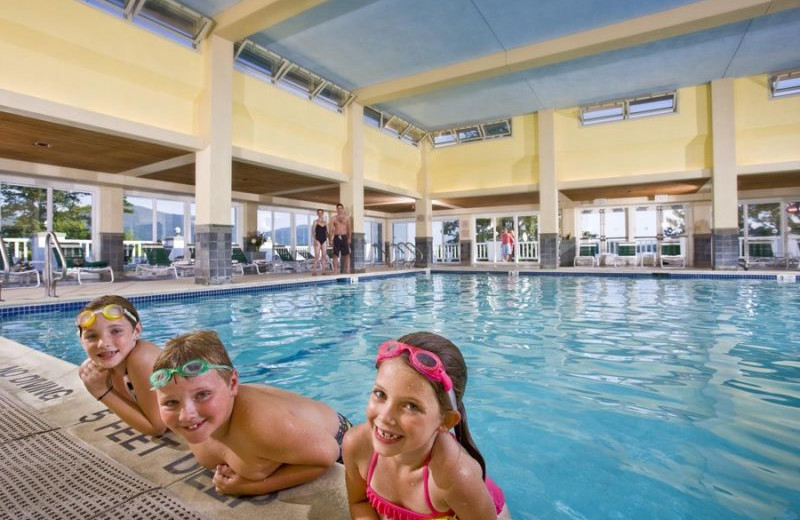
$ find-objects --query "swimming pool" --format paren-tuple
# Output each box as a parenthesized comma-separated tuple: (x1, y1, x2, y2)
(1, 273, 798, 520)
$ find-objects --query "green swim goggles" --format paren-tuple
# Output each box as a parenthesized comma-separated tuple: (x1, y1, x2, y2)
(150, 359, 233, 389)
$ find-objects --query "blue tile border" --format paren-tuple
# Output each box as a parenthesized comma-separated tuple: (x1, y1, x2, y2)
(0, 271, 417, 319)
(429, 269, 797, 282)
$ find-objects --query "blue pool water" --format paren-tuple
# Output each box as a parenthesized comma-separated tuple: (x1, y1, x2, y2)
(2, 274, 799, 520)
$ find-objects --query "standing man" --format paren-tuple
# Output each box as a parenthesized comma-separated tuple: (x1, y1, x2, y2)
(331, 203, 351, 274)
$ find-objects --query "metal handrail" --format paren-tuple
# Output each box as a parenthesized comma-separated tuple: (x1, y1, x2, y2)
(43, 231, 66, 297)
(0, 233, 10, 285)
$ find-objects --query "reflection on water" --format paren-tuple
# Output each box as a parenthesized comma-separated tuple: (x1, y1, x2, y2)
(1, 275, 798, 520)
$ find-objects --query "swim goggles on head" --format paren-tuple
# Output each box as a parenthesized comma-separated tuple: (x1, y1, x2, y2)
(149, 358, 233, 389)
(76, 304, 138, 329)
(376, 340, 458, 411)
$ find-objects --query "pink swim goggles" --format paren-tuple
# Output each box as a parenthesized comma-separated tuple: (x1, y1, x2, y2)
(376, 340, 458, 410)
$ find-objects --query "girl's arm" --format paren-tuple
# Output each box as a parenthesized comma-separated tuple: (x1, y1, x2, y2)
(430, 436, 498, 520)
(106, 340, 167, 436)
(343, 424, 380, 520)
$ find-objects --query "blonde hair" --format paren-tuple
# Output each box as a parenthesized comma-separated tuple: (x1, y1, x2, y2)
(78, 295, 139, 332)
(153, 330, 234, 382)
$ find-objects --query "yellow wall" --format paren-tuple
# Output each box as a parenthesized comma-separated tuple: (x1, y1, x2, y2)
(0, 0, 202, 134)
(555, 85, 711, 182)
(735, 75, 800, 166)
(363, 127, 421, 192)
(233, 72, 347, 172)
(428, 115, 538, 192)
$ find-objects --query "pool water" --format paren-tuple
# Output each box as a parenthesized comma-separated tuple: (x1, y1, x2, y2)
(2, 274, 799, 520)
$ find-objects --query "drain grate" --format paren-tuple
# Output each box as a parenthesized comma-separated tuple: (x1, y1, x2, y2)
(93, 490, 211, 520)
(0, 394, 56, 443)
(0, 430, 154, 519)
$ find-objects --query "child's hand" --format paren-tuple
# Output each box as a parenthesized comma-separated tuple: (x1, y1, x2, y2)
(79, 359, 110, 398)
(213, 463, 244, 495)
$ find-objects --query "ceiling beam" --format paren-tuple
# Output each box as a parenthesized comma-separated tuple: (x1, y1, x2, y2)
(212, 0, 331, 42)
(356, 0, 793, 105)
(268, 183, 338, 196)
(122, 153, 195, 177)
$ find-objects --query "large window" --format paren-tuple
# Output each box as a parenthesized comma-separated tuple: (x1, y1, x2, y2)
(662, 206, 686, 237)
(365, 219, 383, 263)
(1, 181, 94, 260)
(433, 219, 459, 262)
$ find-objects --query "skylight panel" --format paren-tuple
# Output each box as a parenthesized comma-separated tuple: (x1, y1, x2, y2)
(132, 0, 213, 45)
(234, 41, 282, 78)
(628, 93, 676, 118)
(364, 107, 383, 128)
(483, 120, 511, 138)
(580, 102, 624, 125)
(81, 0, 133, 16)
(771, 70, 800, 98)
(402, 126, 427, 145)
(432, 130, 456, 147)
(581, 91, 677, 126)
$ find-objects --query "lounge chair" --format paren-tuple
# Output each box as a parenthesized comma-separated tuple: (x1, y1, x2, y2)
(136, 246, 177, 278)
(55, 243, 114, 283)
(232, 246, 266, 275)
(660, 240, 685, 268)
(0, 235, 40, 287)
(273, 246, 301, 272)
(574, 240, 599, 267)
(614, 243, 638, 267)
(742, 240, 785, 270)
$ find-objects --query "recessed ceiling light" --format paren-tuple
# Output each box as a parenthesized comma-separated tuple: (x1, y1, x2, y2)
(33, 141, 51, 148)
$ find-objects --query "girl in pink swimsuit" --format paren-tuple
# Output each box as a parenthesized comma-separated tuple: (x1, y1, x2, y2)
(342, 332, 508, 520)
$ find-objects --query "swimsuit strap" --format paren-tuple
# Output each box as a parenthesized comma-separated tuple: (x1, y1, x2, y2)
(366, 449, 453, 520)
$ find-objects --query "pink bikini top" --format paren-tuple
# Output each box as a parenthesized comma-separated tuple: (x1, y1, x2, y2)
(366, 450, 454, 520)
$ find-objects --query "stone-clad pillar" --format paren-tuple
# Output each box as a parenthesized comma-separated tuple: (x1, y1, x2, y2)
(194, 35, 233, 284)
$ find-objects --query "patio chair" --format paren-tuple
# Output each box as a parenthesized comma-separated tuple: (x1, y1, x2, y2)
(660, 240, 685, 268)
(57, 243, 114, 283)
(232, 245, 266, 275)
(614, 243, 638, 267)
(574, 240, 599, 267)
(136, 246, 177, 278)
(0, 236, 40, 287)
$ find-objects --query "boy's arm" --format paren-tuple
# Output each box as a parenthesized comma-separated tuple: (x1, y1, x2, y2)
(213, 463, 330, 496)
(343, 424, 380, 519)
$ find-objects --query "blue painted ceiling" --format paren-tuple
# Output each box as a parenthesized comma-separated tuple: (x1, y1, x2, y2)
(179, 0, 800, 130)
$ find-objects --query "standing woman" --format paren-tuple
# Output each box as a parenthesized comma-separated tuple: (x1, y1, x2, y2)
(76, 295, 166, 436)
(313, 208, 329, 275)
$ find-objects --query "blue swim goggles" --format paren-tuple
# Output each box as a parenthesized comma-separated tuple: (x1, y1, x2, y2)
(150, 359, 233, 389)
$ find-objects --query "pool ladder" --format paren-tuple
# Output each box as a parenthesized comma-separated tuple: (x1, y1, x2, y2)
(43, 231, 61, 297)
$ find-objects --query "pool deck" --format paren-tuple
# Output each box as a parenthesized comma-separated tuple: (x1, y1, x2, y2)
(0, 264, 795, 519)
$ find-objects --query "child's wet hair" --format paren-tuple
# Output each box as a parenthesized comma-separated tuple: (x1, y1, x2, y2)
(392, 331, 488, 480)
(153, 330, 234, 383)
(78, 295, 139, 331)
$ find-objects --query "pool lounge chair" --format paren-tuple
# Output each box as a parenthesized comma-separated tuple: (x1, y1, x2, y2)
(614, 243, 638, 267)
(136, 246, 177, 278)
(55, 243, 115, 283)
(574, 241, 599, 267)
(0, 235, 40, 287)
(232, 246, 266, 275)
(742, 241, 785, 270)
(273, 246, 304, 272)
(660, 240, 685, 268)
